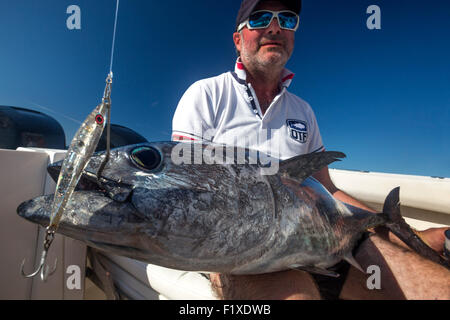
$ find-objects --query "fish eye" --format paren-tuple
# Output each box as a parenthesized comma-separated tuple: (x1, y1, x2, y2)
(130, 146, 162, 171)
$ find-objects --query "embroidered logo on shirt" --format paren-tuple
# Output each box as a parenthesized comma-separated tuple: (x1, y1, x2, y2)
(287, 119, 308, 143)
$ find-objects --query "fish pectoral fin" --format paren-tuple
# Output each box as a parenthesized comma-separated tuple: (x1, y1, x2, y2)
(343, 254, 364, 273)
(289, 265, 340, 278)
(279, 151, 346, 184)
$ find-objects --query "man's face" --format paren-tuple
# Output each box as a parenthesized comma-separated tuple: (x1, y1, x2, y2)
(234, 1, 296, 71)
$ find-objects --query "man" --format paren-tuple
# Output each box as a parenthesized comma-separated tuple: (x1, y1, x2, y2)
(172, 0, 449, 299)
(173, 0, 371, 211)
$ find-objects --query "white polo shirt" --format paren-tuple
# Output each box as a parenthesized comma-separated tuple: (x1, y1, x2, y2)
(172, 59, 324, 160)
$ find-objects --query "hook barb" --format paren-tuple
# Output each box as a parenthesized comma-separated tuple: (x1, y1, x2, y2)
(20, 258, 41, 279)
(20, 252, 58, 282)
(20, 227, 58, 282)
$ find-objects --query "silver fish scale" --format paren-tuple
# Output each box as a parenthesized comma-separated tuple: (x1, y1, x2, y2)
(130, 161, 277, 271)
(226, 175, 352, 274)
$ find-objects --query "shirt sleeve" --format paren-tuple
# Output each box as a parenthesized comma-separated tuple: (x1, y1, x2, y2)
(307, 107, 325, 153)
(172, 81, 216, 142)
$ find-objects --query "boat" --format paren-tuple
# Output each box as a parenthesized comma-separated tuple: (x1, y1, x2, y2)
(0, 106, 449, 300)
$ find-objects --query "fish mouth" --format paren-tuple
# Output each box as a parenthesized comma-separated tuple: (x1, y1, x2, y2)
(47, 160, 134, 203)
(16, 190, 147, 246)
(17, 154, 139, 239)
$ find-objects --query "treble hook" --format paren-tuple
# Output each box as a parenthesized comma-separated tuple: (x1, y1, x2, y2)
(20, 226, 58, 282)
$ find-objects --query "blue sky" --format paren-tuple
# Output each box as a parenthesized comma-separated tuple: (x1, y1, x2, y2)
(0, 0, 449, 177)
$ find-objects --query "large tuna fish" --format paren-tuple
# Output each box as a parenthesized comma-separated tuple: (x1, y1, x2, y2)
(17, 142, 449, 275)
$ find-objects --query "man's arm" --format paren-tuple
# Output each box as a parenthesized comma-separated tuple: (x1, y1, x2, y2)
(313, 166, 377, 212)
(172, 80, 216, 142)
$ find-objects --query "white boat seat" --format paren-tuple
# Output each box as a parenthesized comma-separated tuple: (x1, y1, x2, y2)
(102, 253, 218, 300)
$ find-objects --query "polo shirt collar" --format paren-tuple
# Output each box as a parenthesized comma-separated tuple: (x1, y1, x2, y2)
(234, 57, 295, 89)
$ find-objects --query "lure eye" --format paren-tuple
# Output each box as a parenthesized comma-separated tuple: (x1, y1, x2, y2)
(130, 146, 162, 171)
(95, 114, 104, 125)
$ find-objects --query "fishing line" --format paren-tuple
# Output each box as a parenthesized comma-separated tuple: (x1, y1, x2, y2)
(99, 0, 120, 178)
(109, 0, 120, 74)
(27, 100, 82, 125)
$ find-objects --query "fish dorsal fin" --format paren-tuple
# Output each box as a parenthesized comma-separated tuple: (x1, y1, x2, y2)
(279, 151, 346, 184)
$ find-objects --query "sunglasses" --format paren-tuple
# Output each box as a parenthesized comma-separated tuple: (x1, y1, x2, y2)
(238, 10, 300, 32)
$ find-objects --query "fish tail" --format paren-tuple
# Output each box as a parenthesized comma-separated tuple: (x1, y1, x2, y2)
(382, 187, 450, 269)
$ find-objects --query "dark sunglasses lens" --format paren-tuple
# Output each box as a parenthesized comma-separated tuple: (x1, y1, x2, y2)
(278, 12, 298, 29)
(248, 11, 273, 28)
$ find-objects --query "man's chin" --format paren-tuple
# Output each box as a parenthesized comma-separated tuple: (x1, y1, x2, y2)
(259, 52, 288, 67)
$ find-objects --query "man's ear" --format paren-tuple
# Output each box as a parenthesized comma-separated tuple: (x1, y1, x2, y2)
(233, 32, 242, 52)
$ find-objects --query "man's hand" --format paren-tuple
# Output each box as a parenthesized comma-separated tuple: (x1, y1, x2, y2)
(417, 227, 449, 255)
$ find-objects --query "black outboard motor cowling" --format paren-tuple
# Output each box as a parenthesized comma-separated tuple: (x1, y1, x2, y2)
(0, 106, 66, 150)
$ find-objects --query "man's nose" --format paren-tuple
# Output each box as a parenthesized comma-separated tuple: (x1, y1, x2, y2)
(266, 17, 281, 34)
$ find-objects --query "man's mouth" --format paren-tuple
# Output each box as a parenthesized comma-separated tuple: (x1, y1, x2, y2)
(261, 42, 283, 47)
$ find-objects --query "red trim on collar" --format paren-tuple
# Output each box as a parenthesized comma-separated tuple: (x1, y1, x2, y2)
(172, 134, 196, 141)
(237, 62, 244, 70)
(282, 73, 295, 82)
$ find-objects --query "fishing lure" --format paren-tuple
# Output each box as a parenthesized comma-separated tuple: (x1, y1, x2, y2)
(20, 0, 120, 281)
(20, 73, 113, 281)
